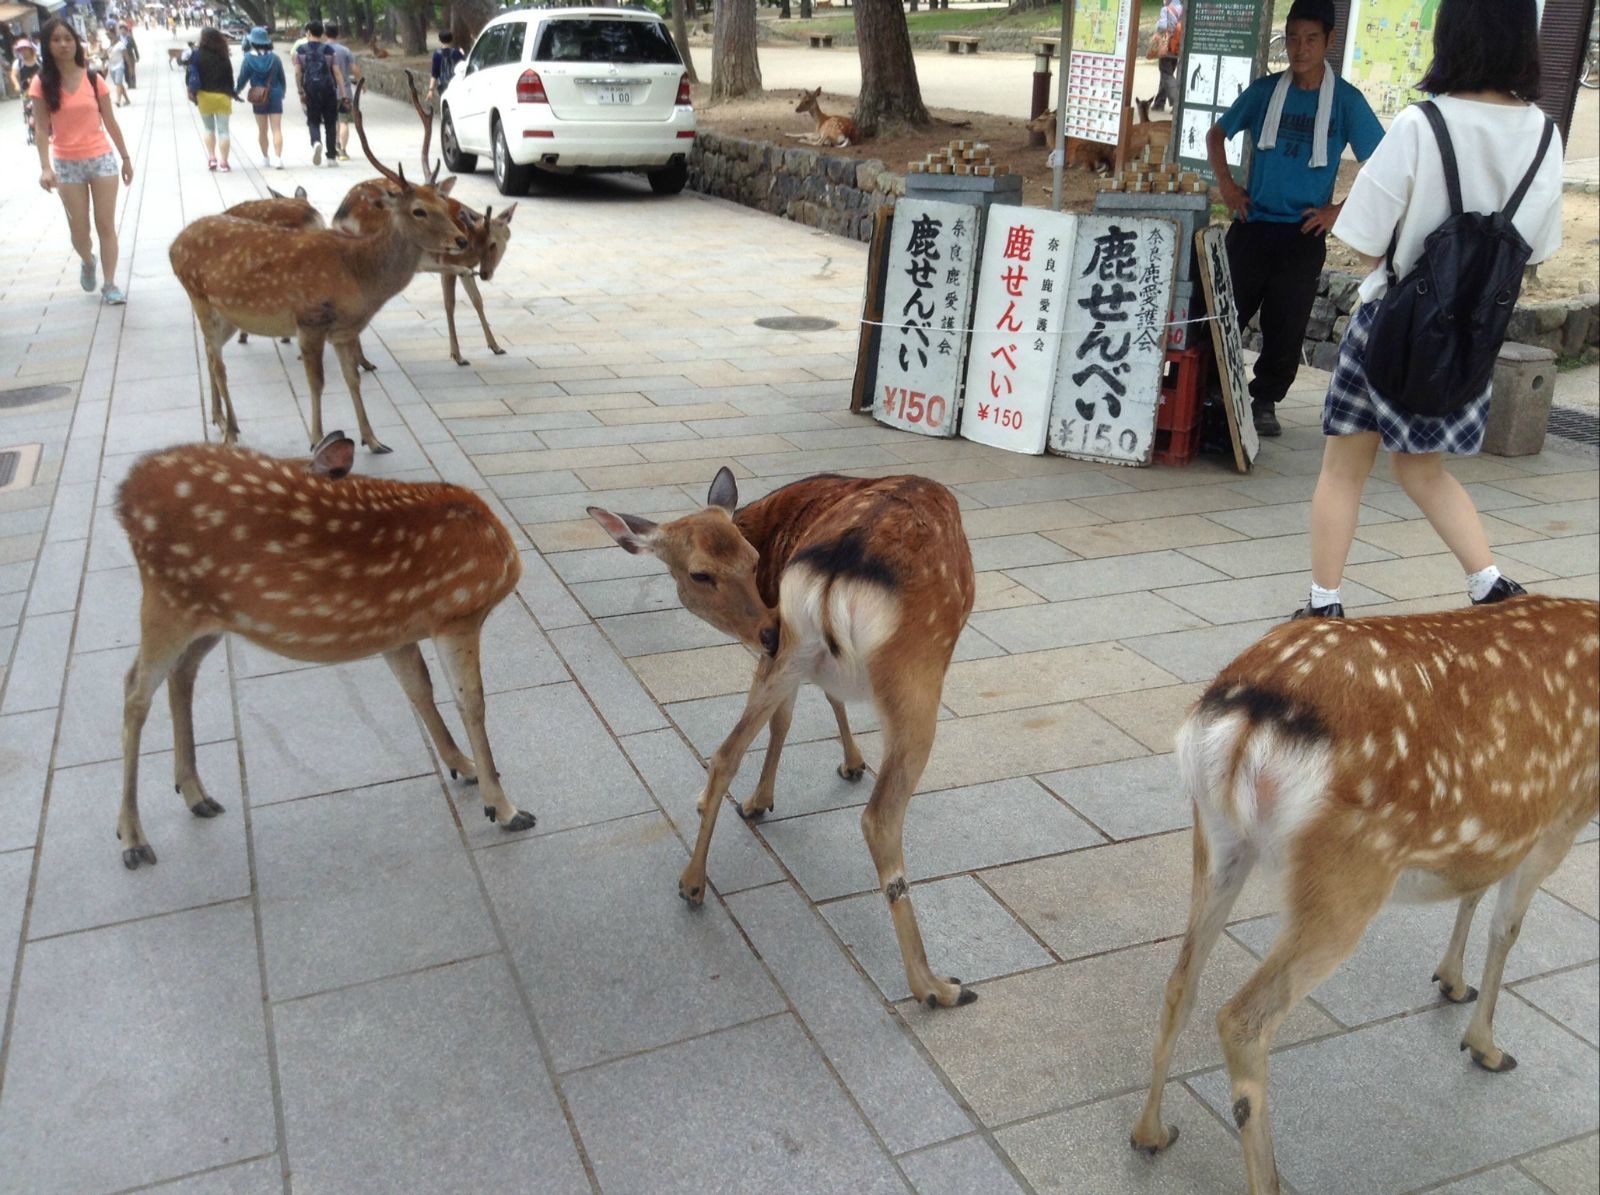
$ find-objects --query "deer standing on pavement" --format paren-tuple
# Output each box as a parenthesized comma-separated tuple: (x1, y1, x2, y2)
(168, 82, 465, 453)
(789, 87, 858, 148)
(227, 187, 324, 348)
(1129, 596, 1600, 1194)
(591, 469, 980, 1009)
(114, 433, 536, 870)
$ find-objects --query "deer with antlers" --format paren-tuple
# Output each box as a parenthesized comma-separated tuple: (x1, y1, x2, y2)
(114, 432, 536, 870)
(169, 82, 465, 453)
(1129, 596, 1600, 1193)
(591, 469, 980, 1009)
(333, 70, 517, 368)
(789, 87, 858, 148)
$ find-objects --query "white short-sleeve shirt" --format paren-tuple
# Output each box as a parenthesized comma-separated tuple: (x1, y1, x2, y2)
(1333, 96, 1564, 303)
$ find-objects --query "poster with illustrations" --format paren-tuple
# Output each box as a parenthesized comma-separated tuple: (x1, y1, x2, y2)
(874, 200, 981, 438)
(1186, 53, 1219, 106)
(1062, 0, 1137, 146)
(1342, 0, 1439, 118)
(1173, 0, 1268, 182)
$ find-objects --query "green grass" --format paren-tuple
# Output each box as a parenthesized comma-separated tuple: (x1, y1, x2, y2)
(768, 0, 1161, 41)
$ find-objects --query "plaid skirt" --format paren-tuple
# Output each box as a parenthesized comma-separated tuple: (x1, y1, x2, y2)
(1322, 300, 1491, 456)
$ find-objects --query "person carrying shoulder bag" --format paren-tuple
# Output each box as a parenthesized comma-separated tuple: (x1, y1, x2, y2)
(1295, 0, 1564, 620)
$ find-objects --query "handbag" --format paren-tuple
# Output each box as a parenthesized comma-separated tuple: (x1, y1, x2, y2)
(246, 84, 268, 105)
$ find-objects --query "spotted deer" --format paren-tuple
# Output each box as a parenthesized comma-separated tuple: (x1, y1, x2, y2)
(1130, 596, 1600, 1194)
(114, 433, 535, 870)
(591, 469, 980, 1008)
(789, 87, 858, 148)
(1026, 109, 1115, 175)
(227, 188, 323, 349)
(168, 82, 465, 454)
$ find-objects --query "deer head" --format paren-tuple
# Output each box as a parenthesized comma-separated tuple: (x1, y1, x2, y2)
(796, 87, 822, 116)
(350, 80, 465, 256)
(589, 467, 779, 656)
(466, 204, 516, 281)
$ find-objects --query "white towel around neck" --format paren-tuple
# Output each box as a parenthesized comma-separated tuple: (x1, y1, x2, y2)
(1256, 65, 1335, 168)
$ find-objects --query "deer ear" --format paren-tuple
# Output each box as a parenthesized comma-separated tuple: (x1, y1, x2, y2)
(707, 466, 738, 512)
(438, 175, 457, 195)
(294, 185, 308, 200)
(309, 432, 356, 479)
(495, 203, 517, 225)
(588, 507, 660, 556)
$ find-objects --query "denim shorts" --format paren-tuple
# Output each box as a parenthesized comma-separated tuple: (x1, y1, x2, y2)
(53, 151, 119, 184)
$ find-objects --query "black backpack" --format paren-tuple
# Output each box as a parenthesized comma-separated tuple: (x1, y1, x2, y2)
(301, 42, 335, 96)
(1363, 101, 1554, 419)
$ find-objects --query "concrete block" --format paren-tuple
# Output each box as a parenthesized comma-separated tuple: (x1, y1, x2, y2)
(1483, 341, 1557, 457)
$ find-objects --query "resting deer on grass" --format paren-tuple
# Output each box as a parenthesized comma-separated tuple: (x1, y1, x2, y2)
(114, 432, 536, 870)
(1130, 596, 1600, 1194)
(169, 82, 465, 454)
(592, 469, 980, 1008)
(789, 87, 858, 148)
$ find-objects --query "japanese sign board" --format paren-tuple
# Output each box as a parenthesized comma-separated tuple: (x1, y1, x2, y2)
(1048, 217, 1179, 466)
(1341, 0, 1434, 119)
(961, 207, 1081, 455)
(874, 200, 981, 438)
(1174, 0, 1268, 183)
(1194, 225, 1259, 471)
(1063, 0, 1138, 147)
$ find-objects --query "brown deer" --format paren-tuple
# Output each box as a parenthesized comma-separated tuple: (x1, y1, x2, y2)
(1130, 596, 1600, 1194)
(168, 82, 465, 454)
(1026, 110, 1115, 174)
(1128, 96, 1172, 164)
(227, 188, 324, 349)
(591, 469, 980, 1009)
(790, 87, 859, 148)
(334, 70, 518, 368)
(113, 432, 536, 870)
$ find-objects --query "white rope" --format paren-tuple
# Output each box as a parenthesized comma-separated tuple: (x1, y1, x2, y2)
(857, 309, 1225, 340)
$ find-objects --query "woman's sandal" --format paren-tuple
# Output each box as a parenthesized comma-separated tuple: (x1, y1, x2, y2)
(219, 162, 231, 173)
(207, 158, 217, 170)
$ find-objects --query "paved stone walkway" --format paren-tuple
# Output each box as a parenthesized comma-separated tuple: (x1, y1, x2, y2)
(0, 37, 1595, 1195)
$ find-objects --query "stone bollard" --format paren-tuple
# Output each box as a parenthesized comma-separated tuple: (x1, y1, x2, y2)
(1482, 341, 1557, 457)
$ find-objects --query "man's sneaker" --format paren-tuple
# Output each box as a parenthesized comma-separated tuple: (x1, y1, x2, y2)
(1252, 401, 1282, 437)
(312, 142, 323, 165)
(338, 150, 350, 161)
(1290, 601, 1344, 620)
(1472, 576, 1528, 605)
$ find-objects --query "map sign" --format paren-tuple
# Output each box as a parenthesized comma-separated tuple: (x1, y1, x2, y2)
(1174, 0, 1266, 181)
(1062, 0, 1136, 146)
(874, 200, 981, 438)
(1342, 0, 1440, 118)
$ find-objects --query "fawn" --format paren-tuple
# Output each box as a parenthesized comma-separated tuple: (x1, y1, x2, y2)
(592, 469, 980, 1009)
(113, 433, 536, 869)
(227, 188, 323, 349)
(791, 87, 859, 148)
(1130, 596, 1600, 1194)
(1026, 110, 1115, 174)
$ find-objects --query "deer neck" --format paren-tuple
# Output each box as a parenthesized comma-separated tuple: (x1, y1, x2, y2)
(337, 218, 428, 303)
(810, 106, 830, 132)
(732, 473, 863, 607)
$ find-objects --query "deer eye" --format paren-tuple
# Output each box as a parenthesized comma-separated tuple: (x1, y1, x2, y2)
(412, 207, 427, 217)
(689, 572, 715, 586)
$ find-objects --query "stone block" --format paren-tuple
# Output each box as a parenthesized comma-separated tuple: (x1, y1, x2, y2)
(826, 154, 855, 185)
(1483, 341, 1557, 457)
(1310, 340, 1342, 372)
(1304, 294, 1337, 339)
(1561, 297, 1597, 357)
(855, 157, 886, 190)
(1333, 313, 1350, 340)
(1326, 270, 1361, 312)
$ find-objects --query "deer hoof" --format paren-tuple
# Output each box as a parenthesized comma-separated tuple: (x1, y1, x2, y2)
(1464, 1043, 1518, 1073)
(1433, 973, 1478, 1003)
(678, 879, 705, 907)
(190, 796, 225, 818)
(122, 844, 158, 869)
(365, 439, 394, 455)
(1130, 1125, 1179, 1156)
(838, 764, 866, 782)
(501, 810, 536, 832)
(453, 357, 470, 367)
(491, 346, 507, 356)
(735, 799, 769, 822)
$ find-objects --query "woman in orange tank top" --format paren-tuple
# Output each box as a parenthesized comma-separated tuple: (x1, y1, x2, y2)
(30, 18, 134, 304)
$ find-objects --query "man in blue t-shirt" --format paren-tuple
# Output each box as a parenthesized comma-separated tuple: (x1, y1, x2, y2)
(1206, 0, 1383, 436)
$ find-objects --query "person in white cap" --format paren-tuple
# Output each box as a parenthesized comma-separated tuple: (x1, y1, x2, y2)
(9, 38, 40, 143)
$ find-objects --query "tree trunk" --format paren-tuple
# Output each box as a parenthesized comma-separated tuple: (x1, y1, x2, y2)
(711, 0, 761, 101)
(1008, 0, 1054, 10)
(779, 0, 790, 18)
(673, 0, 699, 83)
(852, 0, 928, 135)
(451, 0, 495, 45)
(394, 3, 428, 55)
(800, 0, 811, 17)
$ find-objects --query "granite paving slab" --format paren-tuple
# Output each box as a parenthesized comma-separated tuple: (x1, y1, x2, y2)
(628, 642, 756, 704)
(140, 1156, 286, 1195)
(898, 1137, 1028, 1195)
(1429, 1168, 1549, 1195)
(1519, 1133, 1600, 1195)
(970, 591, 1207, 653)
(1513, 968, 1600, 1047)
(0, 848, 30, 1016)
(0, 707, 55, 851)
(548, 623, 670, 737)
(55, 642, 234, 768)
(1545, 841, 1600, 919)
(1008, 550, 1230, 603)
(942, 642, 1180, 718)
(744, 735, 880, 820)
(666, 684, 887, 757)
(1037, 752, 1188, 840)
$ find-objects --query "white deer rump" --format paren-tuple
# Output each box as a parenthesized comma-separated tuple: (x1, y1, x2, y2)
(778, 565, 901, 703)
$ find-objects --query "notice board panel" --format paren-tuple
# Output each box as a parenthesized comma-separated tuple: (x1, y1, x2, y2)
(1173, 0, 1268, 183)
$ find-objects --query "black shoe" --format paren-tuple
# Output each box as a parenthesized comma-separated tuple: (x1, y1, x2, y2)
(1252, 402, 1281, 437)
(1290, 602, 1344, 620)
(1471, 576, 1528, 605)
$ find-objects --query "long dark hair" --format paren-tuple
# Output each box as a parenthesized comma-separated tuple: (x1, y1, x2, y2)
(36, 17, 87, 113)
(198, 25, 229, 59)
(1418, 0, 1542, 101)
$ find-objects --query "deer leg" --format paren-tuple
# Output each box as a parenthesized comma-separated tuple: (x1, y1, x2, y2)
(1131, 820, 1254, 1154)
(299, 328, 330, 448)
(735, 692, 794, 821)
(383, 642, 475, 782)
(460, 273, 506, 357)
(355, 334, 378, 373)
(433, 625, 534, 832)
(119, 598, 199, 869)
(193, 301, 239, 443)
(331, 338, 392, 454)
(828, 695, 866, 781)
(168, 633, 225, 817)
(1432, 889, 1487, 1004)
(442, 273, 468, 367)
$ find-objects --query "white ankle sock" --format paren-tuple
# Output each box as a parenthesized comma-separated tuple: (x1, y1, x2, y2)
(1466, 565, 1501, 602)
(1310, 582, 1342, 609)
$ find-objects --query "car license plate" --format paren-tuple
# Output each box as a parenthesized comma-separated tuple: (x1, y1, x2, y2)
(595, 89, 631, 105)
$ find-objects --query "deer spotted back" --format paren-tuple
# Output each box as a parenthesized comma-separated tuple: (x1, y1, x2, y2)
(796, 86, 858, 146)
(225, 190, 325, 232)
(116, 440, 522, 660)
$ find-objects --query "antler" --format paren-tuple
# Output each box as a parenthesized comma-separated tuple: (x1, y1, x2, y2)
(403, 68, 439, 184)
(350, 79, 409, 189)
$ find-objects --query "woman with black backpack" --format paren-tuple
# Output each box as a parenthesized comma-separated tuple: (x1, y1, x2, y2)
(1294, 0, 1564, 621)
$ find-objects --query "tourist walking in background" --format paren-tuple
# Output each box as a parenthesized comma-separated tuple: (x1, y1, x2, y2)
(10, 37, 40, 144)
(295, 19, 342, 167)
(1297, 0, 1563, 619)
(1149, 0, 1183, 113)
(428, 29, 463, 103)
(236, 26, 285, 168)
(188, 26, 233, 170)
(324, 22, 358, 161)
(106, 21, 130, 106)
(29, 17, 134, 305)
(122, 22, 139, 90)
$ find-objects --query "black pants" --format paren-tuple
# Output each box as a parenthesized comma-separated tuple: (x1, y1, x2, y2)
(1225, 219, 1326, 408)
(305, 88, 336, 149)
(1153, 56, 1179, 111)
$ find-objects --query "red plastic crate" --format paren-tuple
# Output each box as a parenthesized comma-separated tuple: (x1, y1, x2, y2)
(1153, 345, 1212, 466)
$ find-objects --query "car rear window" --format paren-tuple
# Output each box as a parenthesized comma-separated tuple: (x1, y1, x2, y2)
(534, 19, 681, 65)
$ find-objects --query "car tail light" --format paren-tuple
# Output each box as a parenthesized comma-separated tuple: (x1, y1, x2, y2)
(517, 70, 548, 104)
(676, 73, 691, 106)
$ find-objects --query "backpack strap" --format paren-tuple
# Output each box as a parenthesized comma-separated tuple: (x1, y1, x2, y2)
(1385, 100, 1459, 289)
(1503, 117, 1556, 222)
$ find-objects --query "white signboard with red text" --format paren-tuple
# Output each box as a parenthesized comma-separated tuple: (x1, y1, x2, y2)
(875, 200, 981, 438)
(1048, 216, 1179, 466)
(960, 206, 1082, 455)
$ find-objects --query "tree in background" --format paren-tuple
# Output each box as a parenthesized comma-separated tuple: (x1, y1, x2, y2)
(852, 0, 928, 134)
(673, 0, 699, 84)
(711, 0, 760, 100)
(449, 0, 495, 45)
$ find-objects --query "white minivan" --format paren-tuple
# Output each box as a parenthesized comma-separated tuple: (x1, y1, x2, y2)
(439, 7, 697, 196)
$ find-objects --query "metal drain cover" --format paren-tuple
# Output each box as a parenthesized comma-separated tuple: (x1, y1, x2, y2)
(754, 316, 839, 332)
(0, 443, 41, 494)
(0, 384, 70, 410)
(0, 452, 16, 489)
(1548, 405, 1600, 447)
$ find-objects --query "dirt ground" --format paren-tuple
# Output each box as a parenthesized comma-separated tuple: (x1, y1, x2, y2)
(694, 85, 1600, 300)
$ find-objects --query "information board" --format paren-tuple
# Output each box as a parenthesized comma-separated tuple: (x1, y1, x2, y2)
(961, 207, 1081, 455)
(1174, 0, 1267, 182)
(1342, 0, 1436, 119)
(1048, 217, 1179, 466)
(1194, 225, 1259, 472)
(874, 200, 981, 438)
(1062, 0, 1137, 146)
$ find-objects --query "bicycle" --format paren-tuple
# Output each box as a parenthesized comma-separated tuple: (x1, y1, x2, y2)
(1268, 30, 1288, 71)
(1581, 30, 1598, 89)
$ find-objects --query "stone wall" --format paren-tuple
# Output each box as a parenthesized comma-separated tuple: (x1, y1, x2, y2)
(687, 131, 903, 243)
(354, 58, 422, 107)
